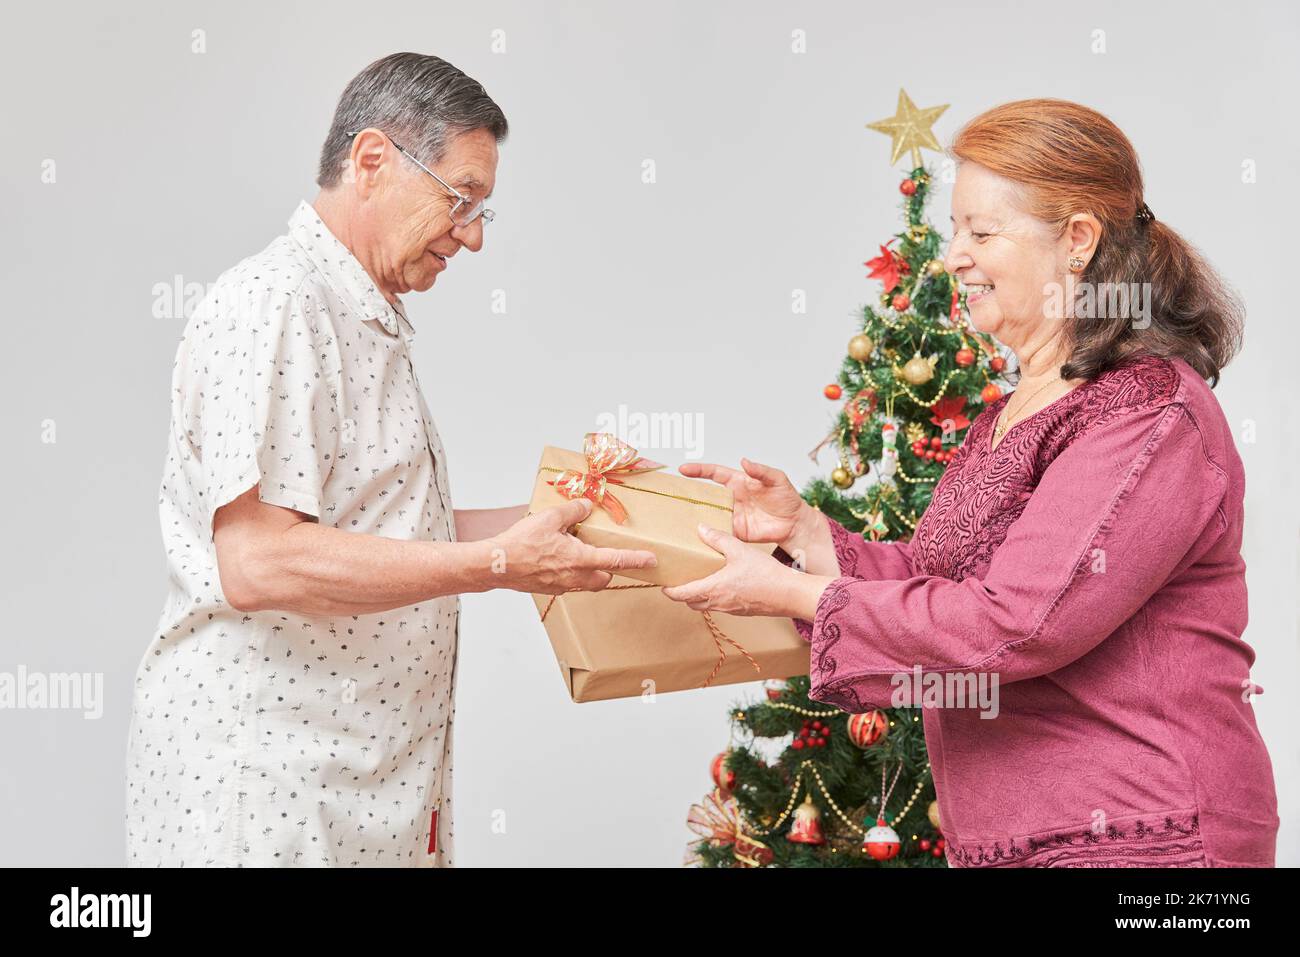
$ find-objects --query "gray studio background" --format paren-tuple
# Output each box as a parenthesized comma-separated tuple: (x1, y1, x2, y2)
(2, 0, 1296, 867)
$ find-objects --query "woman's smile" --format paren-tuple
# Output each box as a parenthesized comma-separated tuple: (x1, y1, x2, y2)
(963, 281, 995, 305)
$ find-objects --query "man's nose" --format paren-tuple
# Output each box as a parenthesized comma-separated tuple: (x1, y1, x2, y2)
(450, 219, 484, 253)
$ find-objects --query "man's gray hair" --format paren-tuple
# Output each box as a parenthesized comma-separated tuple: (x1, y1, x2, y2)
(317, 52, 508, 189)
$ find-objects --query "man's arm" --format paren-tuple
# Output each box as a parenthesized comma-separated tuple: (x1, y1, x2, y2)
(214, 485, 654, 618)
(454, 505, 528, 542)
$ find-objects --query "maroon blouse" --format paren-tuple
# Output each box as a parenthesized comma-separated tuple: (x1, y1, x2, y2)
(785, 354, 1279, 866)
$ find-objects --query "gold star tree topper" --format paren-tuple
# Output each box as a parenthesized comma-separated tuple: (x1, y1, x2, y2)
(867, 89, 949, 167)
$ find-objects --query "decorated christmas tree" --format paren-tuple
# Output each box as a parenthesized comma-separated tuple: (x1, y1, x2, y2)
(687, 91, 1008, 867)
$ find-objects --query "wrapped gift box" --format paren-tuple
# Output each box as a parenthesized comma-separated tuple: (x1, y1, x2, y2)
(532, 572, 810, 703)
(528, 443, 733, 588)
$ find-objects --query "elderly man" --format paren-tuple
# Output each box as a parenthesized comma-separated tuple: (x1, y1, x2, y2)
(126, 53, 654, 867)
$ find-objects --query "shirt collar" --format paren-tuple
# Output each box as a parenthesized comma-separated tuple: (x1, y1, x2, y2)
(288, 200, 416, 345)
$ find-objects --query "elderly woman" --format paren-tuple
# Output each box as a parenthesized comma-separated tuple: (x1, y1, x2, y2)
(663, 99, 1279, 867)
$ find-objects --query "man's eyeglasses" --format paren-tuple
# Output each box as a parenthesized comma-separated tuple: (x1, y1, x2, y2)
(345, 130, 495, 228)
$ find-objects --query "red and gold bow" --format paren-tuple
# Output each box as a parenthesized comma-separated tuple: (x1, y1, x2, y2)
(547, 432, 665, 525)
(685, 788, 772, 867)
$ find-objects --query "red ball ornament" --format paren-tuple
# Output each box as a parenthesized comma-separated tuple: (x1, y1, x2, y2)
(989, 356, 1007, 373)
(792, 738, 804, 750)
(710, 752, 735, 793)
(981, 383, 1002, 404)
(954, 347, 975, 367)
(930, 437, 942, 450)
(824, 383, 842, 400)
(891, 293, 911, 312)
(863, 816, 901, 861)
(735, 834, 774, 867)
(899, 178, 917, 196)
(847, 710, 889, 748)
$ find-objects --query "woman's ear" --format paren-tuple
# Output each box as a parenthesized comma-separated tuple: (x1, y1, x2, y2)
(1065, 212, 1102, 265)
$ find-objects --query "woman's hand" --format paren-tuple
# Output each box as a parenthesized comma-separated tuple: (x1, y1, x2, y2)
(662, 523, 834, 620)
(679, 458, 809, 546)
(680, 457, 838, 575)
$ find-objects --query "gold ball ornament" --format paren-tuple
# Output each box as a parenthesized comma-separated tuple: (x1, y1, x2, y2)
(928, 800, 942, 832)
(831, 466, 854, 489)
(901, 354, 935, 385)
(847, 333, 875, 362)
(926, 259, 946, 278)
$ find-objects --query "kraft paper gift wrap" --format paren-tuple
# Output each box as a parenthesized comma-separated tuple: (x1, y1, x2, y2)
(528, 441, 734, 587)
(531, 574, 810, 703)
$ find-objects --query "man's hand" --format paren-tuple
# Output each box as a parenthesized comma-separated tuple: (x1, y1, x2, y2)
(487, 498, 658, 595)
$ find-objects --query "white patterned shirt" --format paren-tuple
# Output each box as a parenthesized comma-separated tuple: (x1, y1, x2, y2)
(127, 201, 460, 867)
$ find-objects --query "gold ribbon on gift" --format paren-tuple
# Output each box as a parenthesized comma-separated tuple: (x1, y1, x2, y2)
(539, 583, 760, 689)
(544, 432, 666, 525)
(685, 787, 772, 867)
(542, 432, 732, 524)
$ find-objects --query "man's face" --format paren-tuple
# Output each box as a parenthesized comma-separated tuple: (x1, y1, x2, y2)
(365, 127, 499, 298)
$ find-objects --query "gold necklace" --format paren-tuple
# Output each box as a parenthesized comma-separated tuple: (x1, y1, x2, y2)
(993, 375, 1062, 443)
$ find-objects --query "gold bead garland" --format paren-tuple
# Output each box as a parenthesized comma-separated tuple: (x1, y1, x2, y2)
(891, 367, 959, 407)
(880, 497, 920, 530)
(891, 460, 936, 487)
(756, 702, 843, 719)
(746, 759, 933, 839)
(872, 305, 967, 335)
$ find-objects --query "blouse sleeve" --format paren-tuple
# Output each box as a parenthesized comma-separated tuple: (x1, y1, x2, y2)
(190, 282, 342, 542)
(796, 401, 1228, 712)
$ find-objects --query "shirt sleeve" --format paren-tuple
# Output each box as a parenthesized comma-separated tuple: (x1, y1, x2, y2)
(190, 280, 342, 542)
(796, 401, 1227, 712)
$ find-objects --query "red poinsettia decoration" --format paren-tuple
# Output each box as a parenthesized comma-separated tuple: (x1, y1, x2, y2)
(929, 395, 970, 432)
(865, 241, 910, 292)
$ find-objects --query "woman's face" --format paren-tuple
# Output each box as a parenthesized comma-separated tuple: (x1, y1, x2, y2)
(943, 161, 1070, 349)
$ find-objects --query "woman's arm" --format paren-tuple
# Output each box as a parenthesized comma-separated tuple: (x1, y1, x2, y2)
(793, 402, 1227, 712)
(777, 506, 915, 580)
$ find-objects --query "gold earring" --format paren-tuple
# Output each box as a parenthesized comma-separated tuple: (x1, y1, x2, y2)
(1068, 256, 1085, 271)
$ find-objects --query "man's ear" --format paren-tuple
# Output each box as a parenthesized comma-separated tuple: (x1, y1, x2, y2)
(347, 128, 391, 197)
